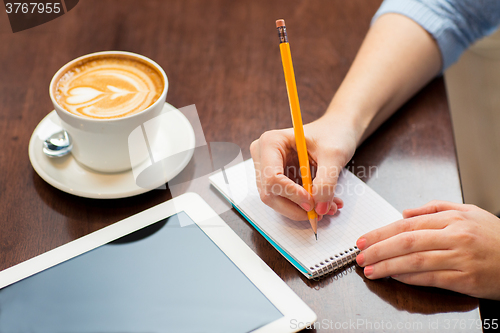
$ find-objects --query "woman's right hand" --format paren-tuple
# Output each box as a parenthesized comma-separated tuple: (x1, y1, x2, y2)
(250, 113, 359, 221)
(249, 12, 444, 222)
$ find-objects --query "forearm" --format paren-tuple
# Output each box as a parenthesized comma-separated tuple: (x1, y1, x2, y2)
(322, 13, 442, 145)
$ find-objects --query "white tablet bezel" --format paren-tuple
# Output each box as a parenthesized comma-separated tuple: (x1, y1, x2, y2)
(0, 192, 316, 333)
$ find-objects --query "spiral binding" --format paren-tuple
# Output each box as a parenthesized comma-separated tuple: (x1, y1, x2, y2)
(310, 246, 360, 279)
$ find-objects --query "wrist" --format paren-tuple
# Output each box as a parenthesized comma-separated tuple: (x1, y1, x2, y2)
(320, 96, 376, 146)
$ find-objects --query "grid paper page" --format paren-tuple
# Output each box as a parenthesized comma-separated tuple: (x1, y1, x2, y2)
(209, 160, 402, 276)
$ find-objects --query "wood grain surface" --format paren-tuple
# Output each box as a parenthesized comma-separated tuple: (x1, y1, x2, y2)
(0, 1, 493, 332)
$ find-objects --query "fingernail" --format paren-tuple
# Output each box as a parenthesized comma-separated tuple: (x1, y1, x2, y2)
(337, 201, 344, 209)
(364, 266, 373, 277)
(315, 202, 329, 215)
(356, 253, 364, 266)
(356, 238, 366, 250)
(301, 203, 312, 211)
(391, 275, 399, 278)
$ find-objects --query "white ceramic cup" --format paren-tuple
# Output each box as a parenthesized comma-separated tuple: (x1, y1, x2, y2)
(49, 51, 168, 173)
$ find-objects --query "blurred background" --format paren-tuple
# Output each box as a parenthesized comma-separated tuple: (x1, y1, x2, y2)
(446, 29, 500, 215)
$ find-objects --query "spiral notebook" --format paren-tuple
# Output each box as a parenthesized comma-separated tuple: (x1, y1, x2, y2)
(209, 159, 402, 279)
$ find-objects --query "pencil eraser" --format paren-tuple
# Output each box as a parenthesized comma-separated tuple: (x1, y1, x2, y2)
(276, 19, 285, 27)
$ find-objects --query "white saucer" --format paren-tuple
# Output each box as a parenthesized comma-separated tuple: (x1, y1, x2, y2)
(28, 103, 195, 199)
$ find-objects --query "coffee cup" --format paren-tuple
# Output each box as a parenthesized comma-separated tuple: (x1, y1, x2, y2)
(49, 51, 168, 173)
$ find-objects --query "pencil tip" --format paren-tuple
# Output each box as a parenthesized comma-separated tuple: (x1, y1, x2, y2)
(315, 233, 318, 241)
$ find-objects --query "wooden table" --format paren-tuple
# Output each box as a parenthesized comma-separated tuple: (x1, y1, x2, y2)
(0, 0, 495, 332)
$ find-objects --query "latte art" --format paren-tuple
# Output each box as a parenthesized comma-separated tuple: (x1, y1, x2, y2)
(55, 56, 164, 119)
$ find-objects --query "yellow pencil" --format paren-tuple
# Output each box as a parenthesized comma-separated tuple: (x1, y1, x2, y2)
(276, 19, 318, 240)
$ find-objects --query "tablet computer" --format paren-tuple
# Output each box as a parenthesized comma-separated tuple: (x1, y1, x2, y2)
(0, 193, 316, 332)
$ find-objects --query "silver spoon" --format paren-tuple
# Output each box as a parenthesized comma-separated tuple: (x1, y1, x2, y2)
(43, 130, 73, 157)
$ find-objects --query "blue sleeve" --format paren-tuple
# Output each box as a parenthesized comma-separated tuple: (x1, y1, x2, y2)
(372, 0, 500, 70)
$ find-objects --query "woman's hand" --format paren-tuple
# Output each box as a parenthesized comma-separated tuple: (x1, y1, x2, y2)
(356, 200, 500, 300)
(250, 114, 358, 221)
(250, 13, 443, 222)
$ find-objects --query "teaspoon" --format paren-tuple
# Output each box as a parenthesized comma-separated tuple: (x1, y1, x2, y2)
(43, 130, 73, 157)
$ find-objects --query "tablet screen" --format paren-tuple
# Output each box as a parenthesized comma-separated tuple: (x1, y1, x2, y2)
(0, 212, 283, 332)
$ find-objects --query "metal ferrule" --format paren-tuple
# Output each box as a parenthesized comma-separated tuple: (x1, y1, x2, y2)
(277, 26, 288, 43)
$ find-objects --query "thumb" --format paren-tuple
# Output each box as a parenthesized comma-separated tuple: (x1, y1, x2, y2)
(311, 155, 343, 215)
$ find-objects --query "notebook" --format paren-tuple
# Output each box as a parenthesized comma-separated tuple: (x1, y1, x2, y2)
(209, 159, 402, 279)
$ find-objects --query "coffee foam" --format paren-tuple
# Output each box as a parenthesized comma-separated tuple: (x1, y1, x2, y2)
(54, 56, 164, 119)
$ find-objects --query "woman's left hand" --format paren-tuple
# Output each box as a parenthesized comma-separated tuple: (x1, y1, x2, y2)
(356, 200, 500, 300)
